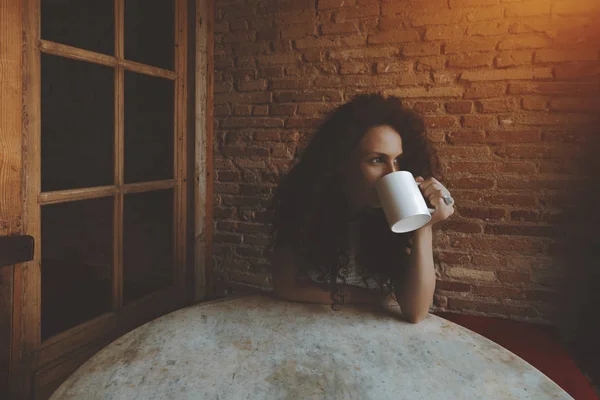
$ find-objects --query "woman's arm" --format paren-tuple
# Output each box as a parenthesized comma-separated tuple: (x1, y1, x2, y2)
(394, 225, 436, 324)
(271, 246, 385, 306)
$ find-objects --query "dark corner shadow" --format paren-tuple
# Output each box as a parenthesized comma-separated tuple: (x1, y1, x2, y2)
(554, 89, 600, 387)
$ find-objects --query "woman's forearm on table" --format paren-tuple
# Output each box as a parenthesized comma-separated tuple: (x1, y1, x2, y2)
(396, 226, 436, 323)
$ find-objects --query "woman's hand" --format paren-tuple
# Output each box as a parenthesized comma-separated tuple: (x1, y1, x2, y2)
(415, 176, 454, 226)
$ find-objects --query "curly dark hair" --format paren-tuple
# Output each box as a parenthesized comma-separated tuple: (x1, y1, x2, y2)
(271, 93, 439, 308)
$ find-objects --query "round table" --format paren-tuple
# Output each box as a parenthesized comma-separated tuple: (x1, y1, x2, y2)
(51, 295, 572, 399)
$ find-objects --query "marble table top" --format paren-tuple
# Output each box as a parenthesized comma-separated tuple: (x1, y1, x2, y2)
(51, 295, 572, 399)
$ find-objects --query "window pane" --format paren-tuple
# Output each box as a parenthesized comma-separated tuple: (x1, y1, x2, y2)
(41, 197, 114, 340)
(125, 0, 175, 70)
(123, 190, 173, 304)
(124, 72, 174, 183)
(41, 0, 114, 55)
(41, 54, 114, 192)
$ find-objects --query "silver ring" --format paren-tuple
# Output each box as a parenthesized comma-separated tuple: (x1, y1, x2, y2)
(442, 194, 454, 206)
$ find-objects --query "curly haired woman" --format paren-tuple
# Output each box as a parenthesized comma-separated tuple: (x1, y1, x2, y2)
(270, 94, 455, 323)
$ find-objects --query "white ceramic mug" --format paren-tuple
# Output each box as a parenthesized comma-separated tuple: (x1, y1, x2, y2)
(375, 171, 435, 233)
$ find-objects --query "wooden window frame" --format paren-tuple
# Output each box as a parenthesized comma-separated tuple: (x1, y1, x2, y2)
(6, 0, 217, 397)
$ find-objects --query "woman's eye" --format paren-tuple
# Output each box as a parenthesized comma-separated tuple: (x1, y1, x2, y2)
(370, 157, 383, 164)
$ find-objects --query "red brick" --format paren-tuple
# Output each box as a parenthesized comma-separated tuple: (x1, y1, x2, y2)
(254, 132, 281, 141)
(442, 221, 484, 234)
(467, 21, 509, 36)
(244, 235, 272, 246)
(317, 0, 357, 10)
(222, 146, 270, 158)
(215, 92, 273, 105)
(234, 105, 252, 116)
(451, 236, 545, 253)
(384, 87, 464, 98)
(369, 29, 420, 45)
(340, 61, 371, 75)
(487, 130, 540, 143)
(445, 37, 499, 54)
(497, 270, 532, 284)
(214, 105, 232, 117)
(549, 98, 600, 112)
(376, 60, 413, 74)
(416, 56, 447, 71)
(555, 63, 600, 80)
(413, 101, 439, 113)
(474, 286, 523, 299)
(495, 50, 533, 68)
(256, 54, 300, 65)
(521, 96, 548, 112)
(411, 10, 464, 26)
(222, 4, 256, 19)
(222, 117, 284, 128)
(465, 6, 504, 22)
(438, 251, 471, 264)
(471, 254, 504, 267)
(541, 130, 586, 143)
(498, 34, 553, 50)
(270, 104, 297, 116)
(445, 101, 473, 114)
(435, 145, 492, 159)
(215, 233, 243, 244)
(217, 170, 241, 182)
(270, 78, 311, 90)
(425, 26, 465, 41)
(301, 49, 324, 63)
(476, 98, 518, 113)
(337, 4, 380, 20)
(424, 116, 458, 129)
(485, 194, 538, 207)
(274, 90, 343, 103)
(214, 182, 239, 195)
(321, 21, 360, 36)
(297, 103, 337, 115)
(402, 42, 441, 57)
(259, 67, 284, 79)
(461, 67, 552, 81)
(314, 76, 342, 88)
(509, 82, 599, 95)
(411, 0, 448, 11)
(281, 25, 315, 40)
(330, 47, 400, 59)
(511, 113, 596, 126)
(485, 224, 555, 237)
(462, 115, 497, 129)
(381, 1, 409, 16)
(237, 79, 267, 92)
(436, 280, 471, 292)
(510, 210, 542, 223)
(464, 83, 506, 99)
(447, 53, 494, 69)
(459, 207, 507, 220)
(447, 130, 486, 143)
(446, 267, 497, 282)
(253, 105, 269, 116)
(551, 1, 600, 15)
(505, 0, 551, 17)
(449, 0, 498, 7)
(448, 177, 495, 189)
(286, 117, 323, 129)
(534, 48, 598, 63)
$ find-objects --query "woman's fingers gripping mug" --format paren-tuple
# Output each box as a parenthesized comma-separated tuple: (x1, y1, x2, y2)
(375, 171, 436, 233)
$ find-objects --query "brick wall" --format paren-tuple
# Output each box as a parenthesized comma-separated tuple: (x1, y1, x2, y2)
(212, 0, 600, 324)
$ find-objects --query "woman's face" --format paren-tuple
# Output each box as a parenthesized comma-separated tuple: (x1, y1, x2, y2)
(344, 125, 405, 210)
